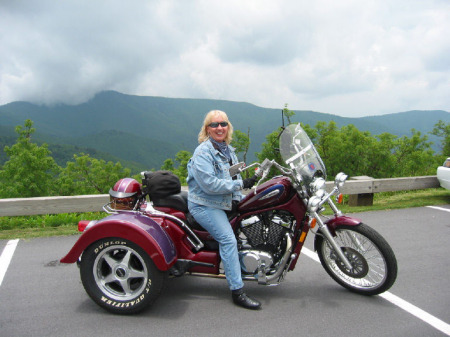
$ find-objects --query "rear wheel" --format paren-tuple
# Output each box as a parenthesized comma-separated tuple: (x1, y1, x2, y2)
(80, 237, 166, 314)
(316, 224, 397, 295)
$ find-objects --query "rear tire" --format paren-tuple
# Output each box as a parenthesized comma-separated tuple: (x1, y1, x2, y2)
(80, 237, 166, 314)
(316, 224, 397, 295)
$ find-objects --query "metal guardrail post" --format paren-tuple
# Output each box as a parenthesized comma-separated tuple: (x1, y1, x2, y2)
(348, 176, 375, 206)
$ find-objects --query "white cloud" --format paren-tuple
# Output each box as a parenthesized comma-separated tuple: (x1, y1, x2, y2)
(0, 0, 449, 117)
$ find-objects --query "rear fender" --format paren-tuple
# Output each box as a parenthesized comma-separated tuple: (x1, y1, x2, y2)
(60, 213, 177, 271)
(314, 215, 361, 251)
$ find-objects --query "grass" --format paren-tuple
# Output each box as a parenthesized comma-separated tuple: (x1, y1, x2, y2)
(0, 212, 105, 240)
(0, 189, 449, 240)
(325, 188, 450, 214)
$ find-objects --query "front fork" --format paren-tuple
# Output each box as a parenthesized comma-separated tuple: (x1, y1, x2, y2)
(310, 210, 353, 270)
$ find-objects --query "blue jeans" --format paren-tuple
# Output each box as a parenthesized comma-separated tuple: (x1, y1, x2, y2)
(188, 201, 244, 291)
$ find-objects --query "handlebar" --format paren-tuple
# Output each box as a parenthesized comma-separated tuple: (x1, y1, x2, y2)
(236, 159, 294, 192)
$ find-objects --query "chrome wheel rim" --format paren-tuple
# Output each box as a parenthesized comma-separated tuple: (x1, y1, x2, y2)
(322, 229, 387, 290)
(93, 245, 148, 301)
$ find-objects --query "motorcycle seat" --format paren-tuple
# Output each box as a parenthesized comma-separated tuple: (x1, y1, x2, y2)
(151, 191, 189, 213)
(151, 190, 234, 233)
(152, 192, 210, 233)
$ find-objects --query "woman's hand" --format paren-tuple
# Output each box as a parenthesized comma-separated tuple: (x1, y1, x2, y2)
(242, 175, 258, 189)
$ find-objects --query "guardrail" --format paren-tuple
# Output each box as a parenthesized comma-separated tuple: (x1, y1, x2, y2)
(0, 176, 441, 217)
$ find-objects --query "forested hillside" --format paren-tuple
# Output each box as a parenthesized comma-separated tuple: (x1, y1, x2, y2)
(0, 90, 448, 171)
(0, 112, 448, 198)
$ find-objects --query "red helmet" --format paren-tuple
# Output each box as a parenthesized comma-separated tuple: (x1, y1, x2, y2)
(109, 178, 142, 210)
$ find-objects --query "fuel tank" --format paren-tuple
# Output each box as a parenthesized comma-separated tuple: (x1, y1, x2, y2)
(239, 176, 294, 211)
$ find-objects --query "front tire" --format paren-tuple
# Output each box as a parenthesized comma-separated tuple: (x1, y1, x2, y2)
(316, 224, 397, 295)
(80, 237, 166, 314)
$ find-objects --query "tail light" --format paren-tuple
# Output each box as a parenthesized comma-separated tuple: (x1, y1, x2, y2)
(78, 220, 98, 232)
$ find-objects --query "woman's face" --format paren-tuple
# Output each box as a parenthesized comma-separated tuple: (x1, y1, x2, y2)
(207, 114, 229, 143)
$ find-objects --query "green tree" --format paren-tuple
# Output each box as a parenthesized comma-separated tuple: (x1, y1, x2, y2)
(0, 120, 60, 198)
(56, 153, 130, 195)
(300, 123, 318, 143)
(324, 124, 384, 178)
(282, 104, 295, 125)
(231, 128, 250, 163)
(161, 159, 174, 172)
(431, 120, 450, 157)
(313, 121, 438, 178)
(369, 133, 397, 177)
(174, 150, 191, 183)
(255, 128, 284, 178)
(392, 129, 436, 177)
(160, 150, 192, 184)
(314, 121, 341, 176)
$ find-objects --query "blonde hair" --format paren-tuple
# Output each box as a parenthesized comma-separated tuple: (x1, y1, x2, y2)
(198, 110, 234, 144)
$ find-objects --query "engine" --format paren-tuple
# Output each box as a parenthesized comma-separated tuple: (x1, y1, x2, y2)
(238, 210, 295, 275)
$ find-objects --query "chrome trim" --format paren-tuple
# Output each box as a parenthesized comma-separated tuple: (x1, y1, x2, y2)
(103, 201, 204, 251)
(187, 234, 293, 285)
(263, 233, 293, 285)
(313, 212, 352, 269)
(145, 204, 204, 251)
(259, 189, 280, 200)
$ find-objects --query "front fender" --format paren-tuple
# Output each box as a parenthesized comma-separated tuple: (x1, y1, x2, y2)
(325, 215, 361, 234)
(60, 213, 177, 271)
(314, 215, 362, 251)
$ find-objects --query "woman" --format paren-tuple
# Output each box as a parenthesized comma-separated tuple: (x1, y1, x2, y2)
(187, 110, 260, 310)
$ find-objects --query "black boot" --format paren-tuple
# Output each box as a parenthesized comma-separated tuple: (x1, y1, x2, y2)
(232, 288, 262, 310)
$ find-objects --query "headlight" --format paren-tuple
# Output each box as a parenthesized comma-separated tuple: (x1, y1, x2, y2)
(335, 172, 348, 187)
(307, 196, 322, 213)
(311, 177, 326, 197)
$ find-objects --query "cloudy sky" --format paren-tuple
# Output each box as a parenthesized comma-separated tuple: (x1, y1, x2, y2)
(1, 0, 449, 117)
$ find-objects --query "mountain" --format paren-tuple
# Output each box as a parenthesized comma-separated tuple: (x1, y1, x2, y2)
(0, 90, 448, 172)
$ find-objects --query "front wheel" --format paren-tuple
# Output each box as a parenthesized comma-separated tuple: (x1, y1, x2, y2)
(316, 224, 397, 295)
(80, 237, 166, 314)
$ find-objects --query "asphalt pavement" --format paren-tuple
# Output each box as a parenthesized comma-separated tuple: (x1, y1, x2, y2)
(1, 205, 449, 337)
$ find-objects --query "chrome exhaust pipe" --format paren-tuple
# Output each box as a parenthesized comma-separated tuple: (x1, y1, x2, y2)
(260, 233, 293, 285)
(188, 234, 293, 285)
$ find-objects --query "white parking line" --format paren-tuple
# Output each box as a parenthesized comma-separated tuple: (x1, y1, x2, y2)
(0, 239, 19, 287)
(379, 292, 450, 336)
(302, 247, 450, 336)
(426, 205, 450, 213)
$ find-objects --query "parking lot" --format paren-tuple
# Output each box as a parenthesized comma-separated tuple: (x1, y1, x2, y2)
(1, 205, 449, 337)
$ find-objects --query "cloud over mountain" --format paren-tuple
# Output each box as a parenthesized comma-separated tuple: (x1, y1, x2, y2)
(1, 0, 449, 117)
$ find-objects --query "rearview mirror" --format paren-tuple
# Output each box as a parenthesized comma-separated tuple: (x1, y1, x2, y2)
(229, 162, 246, 177)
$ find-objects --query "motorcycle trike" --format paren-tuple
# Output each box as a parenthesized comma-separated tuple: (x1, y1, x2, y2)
(60, 123, 397, 314)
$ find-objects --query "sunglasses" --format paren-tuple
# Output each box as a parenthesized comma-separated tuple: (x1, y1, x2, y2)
(208, 122, 229, 128)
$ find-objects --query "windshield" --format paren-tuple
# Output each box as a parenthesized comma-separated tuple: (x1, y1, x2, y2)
(279, 124, 326, 184)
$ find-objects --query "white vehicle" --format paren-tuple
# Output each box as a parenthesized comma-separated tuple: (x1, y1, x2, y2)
(437, 158, 450, 190)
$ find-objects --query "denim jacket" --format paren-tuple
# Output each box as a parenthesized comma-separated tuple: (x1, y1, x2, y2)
(187, 139, 243, 210)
